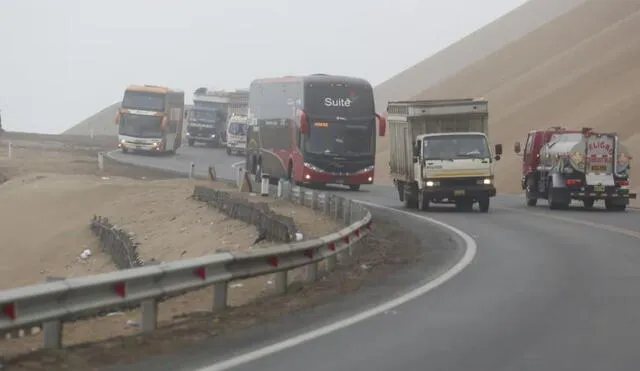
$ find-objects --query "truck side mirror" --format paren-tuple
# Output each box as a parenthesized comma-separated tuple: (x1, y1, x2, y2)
(495, 143, 503, 155)
(514, 141, 521, 154)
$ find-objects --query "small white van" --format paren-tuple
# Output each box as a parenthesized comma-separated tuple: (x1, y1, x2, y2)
(226, 114, 249, 156)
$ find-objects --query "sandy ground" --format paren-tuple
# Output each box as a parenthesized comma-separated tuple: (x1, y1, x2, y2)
(0, 133, 341, 357)
(373, 0, 640, 207)
(4, 209, 426, 371)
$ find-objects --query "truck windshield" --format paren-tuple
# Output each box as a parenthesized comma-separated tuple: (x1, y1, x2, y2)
(118, 115, 163, 138)
(305, 120, 374, 156)
(191, 110, 219, 121)
(122, 92, 165, 112)
(423, 134, 490, 160)
(228, 122, 248, 136)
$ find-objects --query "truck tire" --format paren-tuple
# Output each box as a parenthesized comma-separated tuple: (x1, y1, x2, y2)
(349, 184, 361, 191)
(525, 176, 538, 206)
(403, 186, 417, 209)
(417, 191, 429, 211)
(188, 139, 195, 147)
(226, 147, 232, 155)
(478, 197, 490, 212)
(547, 187, 569, 210)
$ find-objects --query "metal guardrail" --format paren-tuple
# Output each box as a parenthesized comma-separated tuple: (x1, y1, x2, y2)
(0, 176, 371, 352)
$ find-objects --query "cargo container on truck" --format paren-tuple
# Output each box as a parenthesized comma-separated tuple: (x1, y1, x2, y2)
(388, 98, 502, 212)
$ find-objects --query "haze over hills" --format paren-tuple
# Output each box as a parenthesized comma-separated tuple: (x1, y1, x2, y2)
(63, 102, 119, 136)
(372, 0, 587, 114)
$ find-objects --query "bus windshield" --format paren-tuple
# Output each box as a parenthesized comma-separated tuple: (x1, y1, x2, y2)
(122, 91, 165, 112)
(118, 115, 163, 138)
(422, 134, 490, 160)
(305, 119, 374, 156)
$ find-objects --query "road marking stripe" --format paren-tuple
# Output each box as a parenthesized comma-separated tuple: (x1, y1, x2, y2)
(197, 202, 477, 371)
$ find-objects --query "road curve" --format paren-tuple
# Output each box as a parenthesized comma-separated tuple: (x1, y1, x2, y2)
(108, 146, 640, 371)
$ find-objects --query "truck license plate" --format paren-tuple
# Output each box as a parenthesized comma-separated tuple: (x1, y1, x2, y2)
(335, 179, 345, 184)
(594, 184, 605, 192)
(453, 189, 465, 196)
(136, 145, 143, 149)
(591, 165, 607, 172)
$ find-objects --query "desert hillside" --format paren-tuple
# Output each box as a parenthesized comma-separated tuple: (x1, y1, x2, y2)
(372, 0, 588, 185)
(63, 102, 119, 136)
(372, 0, 586, 114)
(408, 0, 640, 195)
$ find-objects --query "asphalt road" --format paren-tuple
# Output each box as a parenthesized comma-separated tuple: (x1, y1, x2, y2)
(108, 145, 640, 371)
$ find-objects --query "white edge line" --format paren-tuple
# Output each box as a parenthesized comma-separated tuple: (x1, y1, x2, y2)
(197, 201, 477, 371)
(231, 160, 243, 168)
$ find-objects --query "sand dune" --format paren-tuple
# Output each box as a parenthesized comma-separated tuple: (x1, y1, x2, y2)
(374, 0, 640, 201)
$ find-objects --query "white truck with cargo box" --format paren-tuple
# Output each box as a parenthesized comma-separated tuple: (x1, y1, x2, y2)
(388, 98, 503, 212)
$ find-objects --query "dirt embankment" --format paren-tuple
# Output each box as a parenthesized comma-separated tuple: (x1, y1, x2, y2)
(0, 133, 342, 358)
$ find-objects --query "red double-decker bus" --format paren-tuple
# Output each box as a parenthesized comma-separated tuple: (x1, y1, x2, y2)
(245, 74, 386, 191)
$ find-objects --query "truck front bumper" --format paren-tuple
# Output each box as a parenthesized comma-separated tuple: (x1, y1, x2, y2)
(423, 184, 496, 200)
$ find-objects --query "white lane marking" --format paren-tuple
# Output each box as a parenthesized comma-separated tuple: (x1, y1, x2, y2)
(497, 206, 640, 239)
(231, 160, 243, 168)
(198, 202, 477, 371)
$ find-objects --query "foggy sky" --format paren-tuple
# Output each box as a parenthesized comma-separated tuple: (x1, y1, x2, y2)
(0, 0, 527, 133)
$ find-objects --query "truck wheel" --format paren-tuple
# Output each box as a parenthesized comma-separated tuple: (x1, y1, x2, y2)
(349, 184, 361, 191)
(226, 147, 232, 155)
(526, 197, 538, 207)
(403, 187, 417, 209)
(547, 187, 569, 210)
(478, 197, 490, 212)
(188, 139, 195, 147)
(121, 147, 129, 154)
(525, 177, 538, 206)
(417, 191, 429, 211)
(583, 198, 595, 209)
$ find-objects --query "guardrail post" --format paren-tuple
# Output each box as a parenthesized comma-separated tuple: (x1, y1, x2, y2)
(311, 190, 319, 210)
(97, 152, 104, 172)
(333, 197, 342, 220)
(275, 271, 287, 294)
(261, 174, 270, 196)
(42, 276, 64, 349)
(288, 185, 295, 202)
(305, 261, 319, 282)
(277, 179, 285, 198)
(299, 189, 306, 206)
(7, 141, 12, 160)
(141, 299, 158, 332)
(236, 167, 244, 188)
(189, 162, 195, 179)
(344, 199, 353, 225)
(213, 281, 228, 311)
(323, 193, 330, 215)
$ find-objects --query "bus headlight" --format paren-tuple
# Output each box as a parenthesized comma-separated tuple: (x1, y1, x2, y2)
(477, 178, 492, 185)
